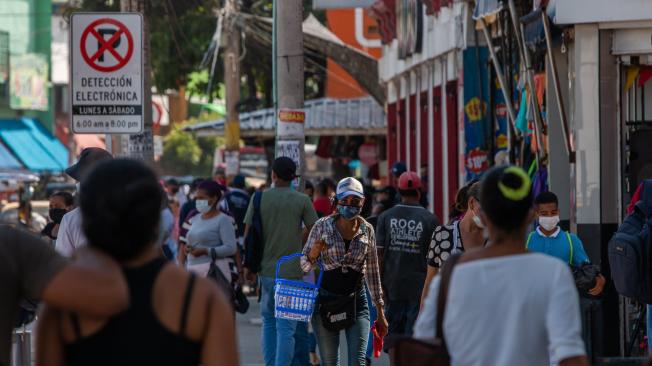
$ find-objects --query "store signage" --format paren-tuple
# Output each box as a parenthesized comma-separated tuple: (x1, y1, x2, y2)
(277, 108, 305, 138)
(71, 13, 143, 134)
(10, 53, 49, 111)
(396, 0, 423, 59)
(466, 149, 489, 174)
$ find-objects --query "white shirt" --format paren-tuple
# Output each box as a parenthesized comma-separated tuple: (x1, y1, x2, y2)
(414, 253, 586, 366)
(54, 208, 87, 257)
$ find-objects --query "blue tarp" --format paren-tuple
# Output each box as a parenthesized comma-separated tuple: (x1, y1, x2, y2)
(0, 118, 68, 172)
(0, 141, 23, 170)
(473, 0, 504, 19)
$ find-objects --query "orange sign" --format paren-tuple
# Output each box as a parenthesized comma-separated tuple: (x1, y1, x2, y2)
(278, 110, 305, 123)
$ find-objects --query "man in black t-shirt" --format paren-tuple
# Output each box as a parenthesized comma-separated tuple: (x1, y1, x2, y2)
(376, 172, 439, 338)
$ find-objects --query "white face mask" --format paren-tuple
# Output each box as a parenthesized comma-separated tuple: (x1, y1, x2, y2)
(539, 215, 560, 231)
(472, 213, 485, 229)
(196, 199, 211, 214)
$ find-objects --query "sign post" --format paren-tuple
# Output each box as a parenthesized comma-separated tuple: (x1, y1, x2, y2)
(70, 13, 143, 136)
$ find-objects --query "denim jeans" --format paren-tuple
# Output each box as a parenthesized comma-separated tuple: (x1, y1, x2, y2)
(312, 287, 370, 366)
(260, 276, 310, 366)
(385, 300, 420, 337)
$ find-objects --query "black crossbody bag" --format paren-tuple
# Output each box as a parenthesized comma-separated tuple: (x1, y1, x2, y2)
(318, 290, 357, 331)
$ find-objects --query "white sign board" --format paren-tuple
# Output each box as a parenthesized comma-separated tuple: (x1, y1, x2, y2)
(121, 130, 153, 159)
(70, 13, 143, 134)
(224, 150, 240, 177)
(277, 140, 302, 187)
(277, 109, 305, 138)
(153, 135, 163, 158)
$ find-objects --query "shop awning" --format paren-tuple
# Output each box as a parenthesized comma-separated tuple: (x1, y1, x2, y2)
(0, 118, 69, 172)
(0, 141, 23, 170)
(473, 0, 504, 19)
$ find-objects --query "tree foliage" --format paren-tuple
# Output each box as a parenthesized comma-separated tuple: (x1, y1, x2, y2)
(76, 0, 221, 93)
(160, 119, 224, 177)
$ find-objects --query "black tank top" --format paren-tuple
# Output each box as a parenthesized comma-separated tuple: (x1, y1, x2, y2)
(65, 257, 202, 366)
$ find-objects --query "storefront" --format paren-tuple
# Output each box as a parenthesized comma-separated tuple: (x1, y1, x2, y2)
(376, 1, 467, 221)
(554, 0, 652, 357)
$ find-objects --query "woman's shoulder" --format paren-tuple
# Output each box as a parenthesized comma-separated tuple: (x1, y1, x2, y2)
(315, 215, 335, 227)
(432, 222, 456, 243)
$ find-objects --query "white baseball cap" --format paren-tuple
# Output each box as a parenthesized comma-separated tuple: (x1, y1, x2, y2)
(336, 177, 365, 200)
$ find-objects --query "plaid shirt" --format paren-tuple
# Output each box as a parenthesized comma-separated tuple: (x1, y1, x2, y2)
(301, 216, 384, 307)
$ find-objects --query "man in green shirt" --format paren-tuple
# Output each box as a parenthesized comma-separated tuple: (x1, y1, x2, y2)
(244, 156, 318, 366)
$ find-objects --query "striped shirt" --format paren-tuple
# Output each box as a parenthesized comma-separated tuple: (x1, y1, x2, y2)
(301, 216, 384, 307)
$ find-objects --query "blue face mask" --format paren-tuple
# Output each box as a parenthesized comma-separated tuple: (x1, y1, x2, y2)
(337, 205, 361, 220)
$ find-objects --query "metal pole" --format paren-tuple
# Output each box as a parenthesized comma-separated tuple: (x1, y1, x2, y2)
(274, 0, 305, 190)
(479, 18, 519, 137)
(121, 0, 153, 161)
(541, 10, 574, 163)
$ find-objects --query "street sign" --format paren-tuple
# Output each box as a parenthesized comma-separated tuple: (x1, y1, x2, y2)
(70, 13, 143, 134)
(277, 108, 305, 138)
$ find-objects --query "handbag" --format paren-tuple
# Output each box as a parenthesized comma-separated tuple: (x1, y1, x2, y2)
(207, 250, 250, 314)
(387, 253, 462, 366)
(318, 291, 356, 332)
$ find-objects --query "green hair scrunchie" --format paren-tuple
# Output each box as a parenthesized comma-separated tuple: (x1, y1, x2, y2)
(498, 166, 531, 201)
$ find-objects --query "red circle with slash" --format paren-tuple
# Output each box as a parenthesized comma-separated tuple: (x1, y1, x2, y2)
(80, 18, 134, 72)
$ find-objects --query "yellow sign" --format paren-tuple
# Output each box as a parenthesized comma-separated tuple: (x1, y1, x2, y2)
(464, 97, 486, 122)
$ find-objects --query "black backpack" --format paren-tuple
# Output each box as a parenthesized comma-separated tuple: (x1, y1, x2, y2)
(244, 191, 264, 273)
(225, 190, 250, 238)
(608, 180, 652, 304)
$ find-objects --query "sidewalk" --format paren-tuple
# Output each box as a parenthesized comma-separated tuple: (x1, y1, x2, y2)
(237, 299, 390, 366)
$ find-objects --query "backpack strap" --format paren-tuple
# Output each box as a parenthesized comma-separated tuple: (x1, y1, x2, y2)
(565, 232, 573, 266)
(525, 232, 534, 250)
(253, 191, 262, 216)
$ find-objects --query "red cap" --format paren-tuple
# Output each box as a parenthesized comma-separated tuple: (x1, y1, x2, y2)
(398, 171, 422, 190)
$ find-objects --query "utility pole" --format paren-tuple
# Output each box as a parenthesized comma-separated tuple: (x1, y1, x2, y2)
(223, 0, 241, 180)
(120, 0, 154, 161)
(274, 0, 306, 190)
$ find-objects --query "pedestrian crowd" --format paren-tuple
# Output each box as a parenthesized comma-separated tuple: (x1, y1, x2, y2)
(1, 148, 650, 366)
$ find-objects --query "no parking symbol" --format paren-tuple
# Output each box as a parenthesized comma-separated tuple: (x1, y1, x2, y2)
(80, 18, 134, 72)
(71, 13, 143, 134)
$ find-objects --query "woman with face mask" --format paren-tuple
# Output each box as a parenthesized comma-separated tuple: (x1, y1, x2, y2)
(41, 191, 74, 242)
(301, 177, 388, 366)
(420, 181, 486, 307)
(184, 180, 237, 279)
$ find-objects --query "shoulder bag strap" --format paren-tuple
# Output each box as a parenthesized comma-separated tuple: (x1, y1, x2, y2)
(435, 253, 463, 351)
(565, 232, 573, 265)
(525, 232, 534, 249)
